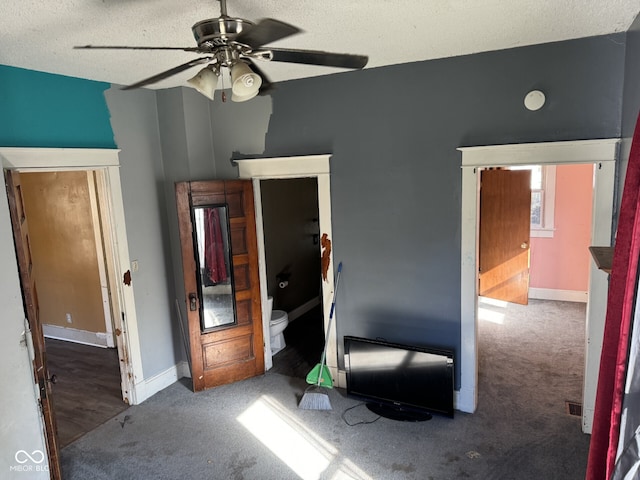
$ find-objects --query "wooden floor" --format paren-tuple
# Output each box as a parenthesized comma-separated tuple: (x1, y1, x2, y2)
(46, 339, 128, 448)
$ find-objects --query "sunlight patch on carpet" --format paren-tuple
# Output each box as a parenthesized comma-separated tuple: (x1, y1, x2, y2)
(479, 297, 509, 308)
(478, 307, 505, 325)
(237, 395, 372, 480)
(478, 297, 508, 324)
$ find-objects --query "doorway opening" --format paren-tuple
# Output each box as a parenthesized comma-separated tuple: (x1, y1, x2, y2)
(259, 177, 325, 379)
(1, 147, 144, 473)
(476, 161, 595, 435)
(459, 139, 618, 433)
(18, 169, 127, 447)
(236, 154, 339, 383)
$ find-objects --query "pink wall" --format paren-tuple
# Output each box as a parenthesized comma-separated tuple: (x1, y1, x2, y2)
(529, 164, 593, 291)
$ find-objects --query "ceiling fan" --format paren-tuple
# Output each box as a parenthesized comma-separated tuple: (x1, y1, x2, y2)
(75, 0, 368, 102)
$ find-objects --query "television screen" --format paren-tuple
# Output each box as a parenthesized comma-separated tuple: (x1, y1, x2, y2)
(344, 336, 454, 420)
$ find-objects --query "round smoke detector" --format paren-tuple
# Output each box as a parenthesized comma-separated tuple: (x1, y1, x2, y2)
(524, 90, 546, 111)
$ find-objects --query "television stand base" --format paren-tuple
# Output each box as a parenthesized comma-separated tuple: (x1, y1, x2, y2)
(366, 403, 433, 422)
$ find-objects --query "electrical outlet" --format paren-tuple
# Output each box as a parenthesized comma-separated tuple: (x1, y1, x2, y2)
(66, 313, 72, 324)
(132, 260, 139, 272)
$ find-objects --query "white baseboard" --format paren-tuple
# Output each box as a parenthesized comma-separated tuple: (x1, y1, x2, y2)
(43, 324, 109, 348)
(287, 296, 320, 322)
(529, 288, 588, 303)
(582, 406, 594, 434)
(454, 386, 475, 413)
(134, 361, 191, 403)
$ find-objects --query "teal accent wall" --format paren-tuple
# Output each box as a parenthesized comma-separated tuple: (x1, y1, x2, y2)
(0, 65, 115, 148)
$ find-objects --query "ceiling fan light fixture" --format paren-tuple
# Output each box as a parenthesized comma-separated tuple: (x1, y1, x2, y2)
(230, 61, 262, 99)
(231, 90, 260, 103)
(187, 65, 219, 100)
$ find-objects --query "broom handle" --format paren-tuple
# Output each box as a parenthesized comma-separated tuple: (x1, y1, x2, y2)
(317, 262, 342, 387)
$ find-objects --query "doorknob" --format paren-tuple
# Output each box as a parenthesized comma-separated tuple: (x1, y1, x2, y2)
(521, 242, 529, 249)
(47, 374, 57, 385)
(189, 293, 198, 311)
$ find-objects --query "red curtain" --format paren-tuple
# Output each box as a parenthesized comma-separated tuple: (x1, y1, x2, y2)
(586, 114, 640, 479)
(204, 208, 228, 285)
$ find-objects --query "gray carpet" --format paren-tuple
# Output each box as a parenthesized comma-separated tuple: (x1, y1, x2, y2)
(60, 299, 590, 479)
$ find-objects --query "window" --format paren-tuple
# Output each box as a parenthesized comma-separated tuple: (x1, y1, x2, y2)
(511, 165, 556, 237)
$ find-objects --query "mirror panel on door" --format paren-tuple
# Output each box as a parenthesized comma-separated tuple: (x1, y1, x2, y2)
(193, 205, 236, 330)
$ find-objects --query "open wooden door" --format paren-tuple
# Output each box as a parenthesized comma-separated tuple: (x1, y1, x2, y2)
(176, 180, 264, 391)
(5, 170, 62, 479)
(479, 169, 531, 305)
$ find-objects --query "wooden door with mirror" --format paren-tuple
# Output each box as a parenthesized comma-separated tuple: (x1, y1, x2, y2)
(176, 180, 264, 391)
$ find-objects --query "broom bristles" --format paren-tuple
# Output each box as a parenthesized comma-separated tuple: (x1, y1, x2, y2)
(299, 386, 332, 410)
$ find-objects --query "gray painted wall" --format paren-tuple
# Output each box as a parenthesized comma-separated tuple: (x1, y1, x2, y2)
(118, 32, 628, 392)
(105, 87, 183, 377)
(619, 14, 640, 221)
(148, 88, 277, 372)
(208, 34, 626, 383)
(156, 87, 192, 344)
(155, 87, 223, 364)
(209, 94, 272, 178)
(622, 15, 640, 139)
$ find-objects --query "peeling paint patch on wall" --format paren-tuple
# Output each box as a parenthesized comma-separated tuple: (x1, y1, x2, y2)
(321, 233, 331, 281)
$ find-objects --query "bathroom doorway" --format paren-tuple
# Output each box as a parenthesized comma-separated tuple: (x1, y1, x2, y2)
(260, 177, 325, 378)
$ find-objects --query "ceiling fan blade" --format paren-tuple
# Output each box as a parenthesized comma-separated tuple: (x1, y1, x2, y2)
(245, 60, 275, 96)
(235, 18, 301, 48)
(122, 57, 214, 90)
(75, 45, 201, 52)
(268, 48, 368, 69)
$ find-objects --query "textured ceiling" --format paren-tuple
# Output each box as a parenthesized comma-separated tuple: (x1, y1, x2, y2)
(2, 0, 640, 90)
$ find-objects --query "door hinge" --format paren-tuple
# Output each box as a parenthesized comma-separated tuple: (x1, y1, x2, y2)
(38, 377, 47, 400)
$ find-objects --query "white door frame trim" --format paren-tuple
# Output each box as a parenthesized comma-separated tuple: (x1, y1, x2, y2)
(87, 171, 116, 348)
(457, 138, 618, 432)
(236, 155, 340, 383)
(0, 147, 144, 405)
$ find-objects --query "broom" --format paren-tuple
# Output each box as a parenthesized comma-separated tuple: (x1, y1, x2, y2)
(299, 261, 342, 410)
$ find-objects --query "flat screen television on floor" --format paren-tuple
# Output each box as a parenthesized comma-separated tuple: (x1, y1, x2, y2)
(344, 336, 454, 421)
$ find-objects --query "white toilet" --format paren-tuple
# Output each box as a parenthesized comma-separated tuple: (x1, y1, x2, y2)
(267, 296, 289, 355)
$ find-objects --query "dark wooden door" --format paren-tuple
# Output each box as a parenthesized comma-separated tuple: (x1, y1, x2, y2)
(5, 170, 62, 479)
(176, 180, 264, 391)
(479, 169, 531, 305)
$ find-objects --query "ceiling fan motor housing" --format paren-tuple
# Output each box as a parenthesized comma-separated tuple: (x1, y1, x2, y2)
(192, 18, 253, 50)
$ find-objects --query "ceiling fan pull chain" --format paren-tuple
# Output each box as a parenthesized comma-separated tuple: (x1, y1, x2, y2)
(221, 73, 227, 102)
